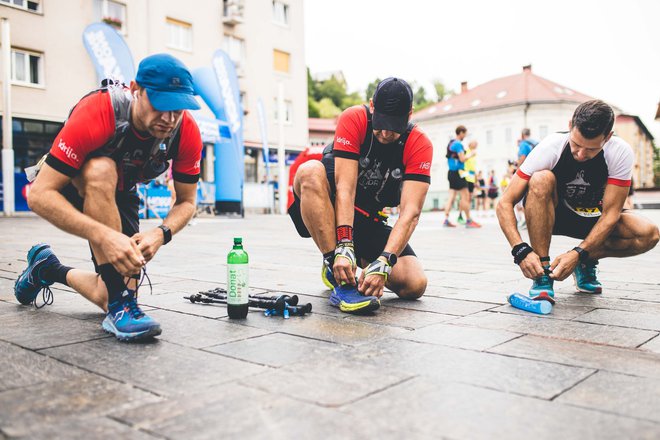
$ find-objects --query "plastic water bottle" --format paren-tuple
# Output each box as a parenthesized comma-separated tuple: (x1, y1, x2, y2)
(507, 292, 553, 315)
(227, 237, 249, 319)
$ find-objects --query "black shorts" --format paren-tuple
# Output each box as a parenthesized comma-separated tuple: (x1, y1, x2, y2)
(288, 166, 416, 264)
(552, 201, 600, 240)
(61, 184, 140, 272)
(467, 182, 475, 193)
(448, 170, 467, 190)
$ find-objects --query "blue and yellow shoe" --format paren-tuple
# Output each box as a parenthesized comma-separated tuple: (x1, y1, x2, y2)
(529, 269, 554, 299)
(329, 284, 380, 314)
(102, 290, 162, 342)
(321, 265, 338, 289)
(14, 243, 58, 308)
(573, 260, 602, 294)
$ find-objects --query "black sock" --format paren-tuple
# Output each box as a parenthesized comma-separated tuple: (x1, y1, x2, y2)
(323, 251, 335, 270)
(98, 264, 127, 304)
(42, 263, 73, 287)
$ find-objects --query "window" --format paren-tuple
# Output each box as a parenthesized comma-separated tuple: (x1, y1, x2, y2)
(167, 18, 193, 52)
(273, 49, 290, 73)
(11, 49, 43, 86)
(101, 0, 126, 34)
(223, 35, 245, 70)
(273, 99, 292, 124)
(486, 130, 493, 145)
(539, 125, 548, 139)
(0, 0, 41, 12)
(272, 1, 289, 26)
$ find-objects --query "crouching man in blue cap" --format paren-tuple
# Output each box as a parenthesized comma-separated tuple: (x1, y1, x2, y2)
(14, 54, 203, 341)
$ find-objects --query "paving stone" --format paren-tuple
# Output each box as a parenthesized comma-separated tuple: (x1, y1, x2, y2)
(240, 355, 414, 407)
(112, 382, 369, 440)
(340, 377, 660, 439)
(11, 417, 159, 440)
(489, 335, 660, 379)
(575, 308, 660, 331)
(398, 323, 521, 351)
(145, 309, 271, 349)
(624, 291, 660, 303)
(204, 332, 341, 367)
(41, 338, 267, 396)
(0, 374, 161, 437)
(0, 307, 109, 350)
(556, 371, 660, 423)
(455, 311, 657, 348)
(344, 305, 455, 329)
(639, 335, 660, 354)
(140, 291, 230, 318)
(560, 295, 660, 314)
(342, 338, 593, 399)
(381, 295, 497, 316)
(0, 341, 86, 392)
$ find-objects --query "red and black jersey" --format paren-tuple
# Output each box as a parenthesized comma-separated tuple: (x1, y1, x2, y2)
(327, 105, 433, 213)
(46, 90, 203, 191)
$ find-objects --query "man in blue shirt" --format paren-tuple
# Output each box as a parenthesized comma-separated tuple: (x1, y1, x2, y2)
(515, 128, 538, 229)
(443, 125, 480, 228)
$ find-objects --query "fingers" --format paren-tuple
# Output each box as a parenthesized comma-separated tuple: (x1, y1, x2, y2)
(360, 275, 385, 297)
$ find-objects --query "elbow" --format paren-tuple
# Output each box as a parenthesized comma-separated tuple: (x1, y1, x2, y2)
(27, 187, 44, 213)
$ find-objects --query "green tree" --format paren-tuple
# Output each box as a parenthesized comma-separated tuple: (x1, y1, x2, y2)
(433, 79, 453, 102)
(316, 77, 347, 108)
(341, 91, 363, 109)
(317, 97, 342, 118)
(308, 97, 320, 118)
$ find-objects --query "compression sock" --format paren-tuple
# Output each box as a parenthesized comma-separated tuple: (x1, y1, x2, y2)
(323, 251, 335, 270)
(98, 264, 128, 304)
(42, 262, 73, 287)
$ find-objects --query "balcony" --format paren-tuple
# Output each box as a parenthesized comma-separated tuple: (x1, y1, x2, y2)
(222, 1, 244, 26)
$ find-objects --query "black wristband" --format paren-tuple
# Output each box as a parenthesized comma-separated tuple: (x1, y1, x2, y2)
(158, 225, 172, 245)
(511, 242, 533, 265)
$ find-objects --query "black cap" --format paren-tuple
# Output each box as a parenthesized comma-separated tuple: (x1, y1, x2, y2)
(372, 77, 413, 134)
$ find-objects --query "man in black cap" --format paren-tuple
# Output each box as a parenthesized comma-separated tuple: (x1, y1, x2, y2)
(288, 78, 433, 314)
(14, 54, 203, 341)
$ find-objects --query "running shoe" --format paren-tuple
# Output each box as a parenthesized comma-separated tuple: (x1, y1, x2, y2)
(457, 216, 466, 225)
(329, 284, 380, 314)
(465, 219, 482, 228)
(443, 219, 457, 227)
(102, 290, 162, 341)
(14, 243, 58, 308)
(573, 260, 602, 294)
(529, 268, 554, 298)
(321, 264, 338, 289)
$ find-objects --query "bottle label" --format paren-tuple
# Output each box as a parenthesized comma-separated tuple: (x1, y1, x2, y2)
(227, 264, 249, 305)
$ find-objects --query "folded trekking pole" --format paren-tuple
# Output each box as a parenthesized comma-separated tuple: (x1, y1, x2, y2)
(184, 291, 312, 317)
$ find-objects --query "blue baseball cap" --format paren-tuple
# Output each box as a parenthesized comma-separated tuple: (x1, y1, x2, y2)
(135, 53, 200, 112)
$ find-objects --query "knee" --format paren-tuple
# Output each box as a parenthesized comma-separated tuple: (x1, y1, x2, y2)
(295, 161, 327, 195)
(396, 275, 427, 300)
(528, 171, 555, 198)
(644, 224, 660, 250)
(80, 157, 117, 196)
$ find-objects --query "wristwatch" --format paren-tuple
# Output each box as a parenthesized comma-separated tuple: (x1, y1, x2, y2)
(572, 246, 589, 262)
(158, 224, 172, 245)
(380, 251, 398, 267)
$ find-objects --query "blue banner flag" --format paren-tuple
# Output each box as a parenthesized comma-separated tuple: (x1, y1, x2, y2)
(82, 23, 136, 84)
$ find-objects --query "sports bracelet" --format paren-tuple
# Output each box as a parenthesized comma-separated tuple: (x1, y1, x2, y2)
(511, 242, 533, 265)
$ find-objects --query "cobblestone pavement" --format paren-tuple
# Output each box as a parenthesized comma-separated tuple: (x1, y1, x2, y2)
(1, 210, 659, 439)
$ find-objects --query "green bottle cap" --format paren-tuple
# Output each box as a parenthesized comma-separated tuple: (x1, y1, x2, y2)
(233, 237, 242, 245)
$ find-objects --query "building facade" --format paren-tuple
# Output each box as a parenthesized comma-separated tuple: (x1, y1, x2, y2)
(614, 114, 655, 189)
(0, 0, 308, 198)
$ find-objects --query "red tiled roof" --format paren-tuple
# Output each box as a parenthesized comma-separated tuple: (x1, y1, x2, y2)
(308, 117, 337, 132)
(413, 66, 595, 122)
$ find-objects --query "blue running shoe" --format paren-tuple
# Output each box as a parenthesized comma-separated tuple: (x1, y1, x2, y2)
(329, 284, 380, 314)
(102, 290, 162, 342)
(573, 260, 602, 294)
(529, 268, 554, 299)
(321, 265, 338, 289)
(14, 243, 58, 308)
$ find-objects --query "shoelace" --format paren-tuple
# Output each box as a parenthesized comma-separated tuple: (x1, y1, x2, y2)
(33, 285, 54, 309)
(134, 266, 153, 300)
(581, 264, 599, 283)
(125, 298, 145, 319)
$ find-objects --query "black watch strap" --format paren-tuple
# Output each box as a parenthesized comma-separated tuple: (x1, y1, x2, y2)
(380, 251, 397, 267)
(158, 225, 172, 245)
(572, 246, 589, 262)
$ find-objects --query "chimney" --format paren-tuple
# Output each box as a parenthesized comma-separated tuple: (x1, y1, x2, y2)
(460, 81, 468, 94)
(523, 64, 532, 73)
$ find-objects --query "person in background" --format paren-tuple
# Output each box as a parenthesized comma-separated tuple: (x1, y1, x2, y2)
(457, 140, 478, 224)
